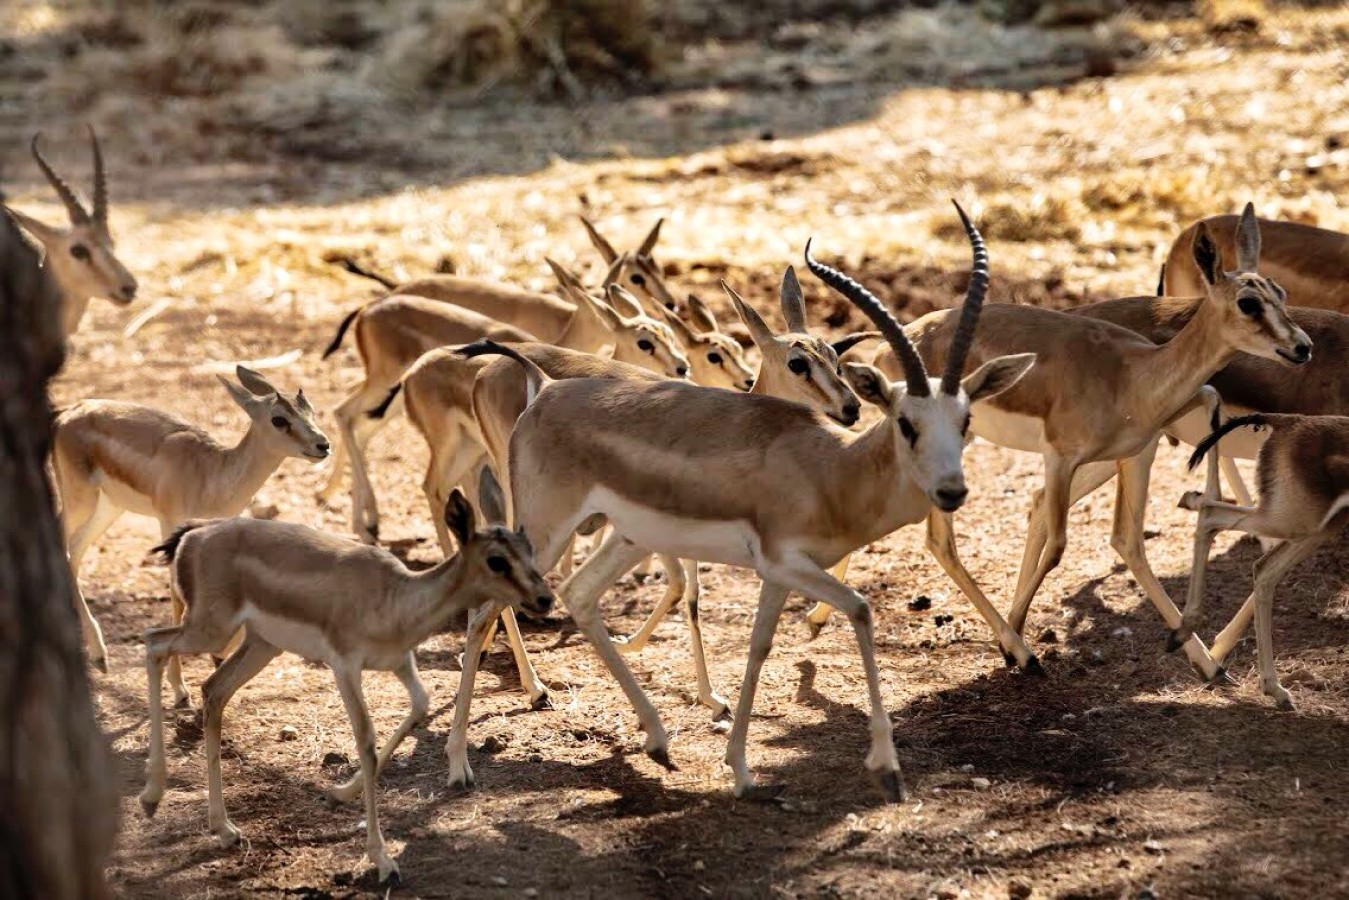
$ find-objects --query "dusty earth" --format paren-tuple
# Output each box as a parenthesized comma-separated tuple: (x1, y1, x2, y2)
(6, 3, 1349, 898)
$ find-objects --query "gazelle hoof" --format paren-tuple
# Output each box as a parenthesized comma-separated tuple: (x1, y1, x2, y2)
(736, 782, 786, 803)
(1023, 656, 1045, 676)
(1178, 491, 1203, 511)
(870, 768, 907, 803)
(529, 691, 552, 712)
(139, 794, 159, 818)
(647, 746, 677, 771)
(1001, 650, 1017, 668)
(448, 772, 476, 791)
(806, 619, 825, 641)
(1166, 629, 1190, 653)
(1274, 694, 1295, 711)
(91, 656, 109, 675)
(379, 864, 402, 887)
(1207, 665, 1233, 687)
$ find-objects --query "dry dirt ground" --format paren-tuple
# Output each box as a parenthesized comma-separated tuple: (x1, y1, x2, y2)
(7, 4, 1349, 898)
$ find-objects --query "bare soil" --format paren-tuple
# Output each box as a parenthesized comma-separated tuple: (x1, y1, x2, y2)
(7, 3, 1349, 898)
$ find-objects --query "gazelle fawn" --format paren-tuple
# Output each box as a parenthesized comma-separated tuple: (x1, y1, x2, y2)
(53, 366, 329, 681)
(1177, 413, 1349, 709)
(2, 129, 137, 337)
(139, 474, 553, 885)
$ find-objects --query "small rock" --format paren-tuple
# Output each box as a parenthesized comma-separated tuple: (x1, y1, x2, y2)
(971, 777, 992, 790)
(693, 860, 706, 872)
(481, 735, 506, 754)
(909, 595, 933, 612)
(1137, 888, 1158, 900)
(958, 763, 975, 773)
(1143, 838, 1165, 854)
(490, 875, 509, 887)
(1112, 626, 1132, 637)
(1039, 628, 1059, 644)
(524, 889, 539, 898)
(249, 502, 280, 520)
(1008, 879, 1033, 899)
(278, 725, 299, 742)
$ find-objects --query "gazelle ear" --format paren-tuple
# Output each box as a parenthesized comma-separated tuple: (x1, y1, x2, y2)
(842, 362, 893, 408)
(962, 352, 1035, 403)
(637, 217, 663, 258)
(1234, 202, 1260, 273)
(1192, 224, 1222, 286)
(3, 206, 59, 246)
(545, 256, 582, 291)
(779, 266, 808, 333)
(235, 365, 279, 397)
(477, 468, 507, 526)
(294, 388, 314, 414)
(658, 304, 697, 342)
(445, 488, 477, 547)
(217, 375, 256, 410)
(686, 294, 719, 333)
(574, 288, 622, 330)
(723, 282, 776, 349)
(580, 216, 619, 264)
(606, 284, 647, 319)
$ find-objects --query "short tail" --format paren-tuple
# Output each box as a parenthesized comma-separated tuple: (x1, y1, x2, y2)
(322, 307, 362, 359)
(149, 520, 211, 564)
(1156, 263, 1166, 297)
(367, 382, 403, 419)
(456, 340, 550, 405)
(333, 256, 398, 290)
(1188, 414, 1269, 471)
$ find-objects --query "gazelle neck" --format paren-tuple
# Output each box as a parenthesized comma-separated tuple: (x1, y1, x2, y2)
(820, 418, 926, 548)
(1133, 296, 1234, 428)
(553, 302, 614, 354)
(396, 553, 474, 641)
(58, 284, 92, 337)
(215, 425, 288, 515)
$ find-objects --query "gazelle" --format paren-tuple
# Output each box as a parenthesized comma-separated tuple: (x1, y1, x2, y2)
(1176, 413, 1349, 709)
(2, 130, 137, 337)
(579, 215, 683, 313)
(654, 294, 756, 391)
(454, 271, 868, 715)
(139, 475, 553, 886)
(442, 206, 1035, 799)
(52, 366, 329, 682)
(1163, 213, 1349, 313)
(843, 203, 1311, 680)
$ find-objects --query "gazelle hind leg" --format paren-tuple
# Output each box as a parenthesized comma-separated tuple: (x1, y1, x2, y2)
(680, 558, 729, 718)
(615, 554, 687, 652)
(336, 382, 398, 543)
(804, 555, 851, 639)
(331, 664, 400, 884)
(64, 491, 123, 672)
(724, 580, 790, 799)
(1008, 453, 1078, 636)
(1250, 535, 1328, 709)
(202, 635, 280, 846)
(499, 608, 549, 708)
(331, 653, 430, 802)
(925, 511, 1037, 670)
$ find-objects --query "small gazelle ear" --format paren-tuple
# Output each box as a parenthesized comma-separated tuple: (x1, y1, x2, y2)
(842, 362, 894, 408)
(477, 468, 508, 526)
(686, 294, 720, 333)
(962, 352, 1035, 403)
(3, 206, 60, 246)
(606, 284, 647, 319)
(637, 217, 663, 258)
(1192, 223, 1222, 286)
(235, 365, 278, 397)
(779, 266, 808, 334)
(445, 488, 477, 547)
(581, 216, 619, 265)
(545, 256, 583, 291)
(573, 288, 622, 329)
(1234, 202, 1261, 273)
(722, 281, 776, 349)
(217, 375, 256, 410)
(294, 388, 314, 414)
(658, 304, 698, 342)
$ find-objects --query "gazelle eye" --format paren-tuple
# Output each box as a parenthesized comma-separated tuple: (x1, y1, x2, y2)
(1237, 296, 1260, 316)
(898, 417, 918, 446)
(638, 339, 655, 352)
(708, 351, 723, 365)
(487, 555, 510, 574)
(788, 357, 808, 375)
(70, 244, 90, 261)
(271, 416, 289, 430)
(630, 273, 646, 286)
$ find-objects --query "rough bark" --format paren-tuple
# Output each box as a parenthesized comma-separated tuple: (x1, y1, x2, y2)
(0, 206, 118, 898)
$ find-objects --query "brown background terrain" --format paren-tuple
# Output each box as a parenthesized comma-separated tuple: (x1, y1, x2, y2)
(3, 1, 1348, 897)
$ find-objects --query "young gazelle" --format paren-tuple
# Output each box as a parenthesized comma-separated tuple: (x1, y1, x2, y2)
(1176, 413, 1349, 709)
(1163, 213, 1349, 313)
(443, 206, 1035, 799)
(2, 130, 137, 337)
(139, 475, 553, 886)
(53, 367, 329, 680)
(843, 203, 1311, 679)
(455, 272, 867, 716)
(579, 215, 683, 313)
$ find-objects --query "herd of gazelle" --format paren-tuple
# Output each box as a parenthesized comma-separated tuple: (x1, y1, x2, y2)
(10, 131, 1349, 883)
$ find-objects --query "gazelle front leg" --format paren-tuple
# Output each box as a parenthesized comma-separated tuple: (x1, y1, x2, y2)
(762, 555, 904, 801)
(331, 663, 399, 884)
(330, 653, 430, 802)
(804, 555, 851, 639)
(445, 602, 500, 789)
(924, 510, 1038, 671)
(724, 580, 790, 799)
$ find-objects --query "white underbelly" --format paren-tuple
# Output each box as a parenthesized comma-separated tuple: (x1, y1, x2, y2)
(586, 487, 760, 569)
(244, 605, 338, 664)
(971, 403, 1046, 454)
(1165, 404, 1265, 459)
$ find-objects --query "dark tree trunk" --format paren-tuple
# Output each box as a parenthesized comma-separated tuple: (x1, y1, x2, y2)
(0, 208, 117, 898)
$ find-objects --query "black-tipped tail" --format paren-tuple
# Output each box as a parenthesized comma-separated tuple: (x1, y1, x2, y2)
(149, 520, 209, 564)
(1187, 414, 1268, 471)
(333, 256, 398, 290)
(1156, 263, 1167, 297)
(830, 330, 882, 357)
(321, 307, 362, 359)
(456, 340, 549, 404)
(367, 383, 402, 419)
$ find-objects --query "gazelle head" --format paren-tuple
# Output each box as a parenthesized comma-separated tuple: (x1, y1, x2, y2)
(722, 269, 862, 426)
(1192, 202, 1311, 366)
(657, 295, 756, 391)
(445, 471, 553, 618)
(581, 216, 682, 314)
(3, 130, 138, 315)
(555, 269, 691, 379)
(218, 366, 331, 462)
(806, 203, 1034, 513)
